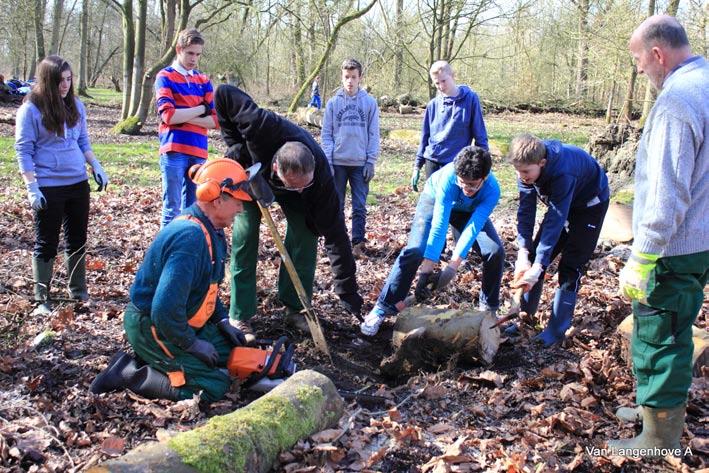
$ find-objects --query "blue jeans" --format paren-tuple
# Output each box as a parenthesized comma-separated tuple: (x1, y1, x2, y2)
(376, 193, 504, 313)
(333, 165, 369, 245)
(160, 152, 206, 227)
(308, 94, 321, 109)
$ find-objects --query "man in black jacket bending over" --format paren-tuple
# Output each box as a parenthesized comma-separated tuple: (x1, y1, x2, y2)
(215, 84, 363, 333)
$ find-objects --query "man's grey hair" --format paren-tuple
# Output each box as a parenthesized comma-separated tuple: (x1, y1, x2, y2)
(641, 16, 689, 49)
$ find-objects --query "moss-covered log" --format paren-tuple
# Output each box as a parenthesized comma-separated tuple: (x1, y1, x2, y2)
(89, 370, 344, 473)
(112, 116, 142, 135)
(380, 307, 500, 378)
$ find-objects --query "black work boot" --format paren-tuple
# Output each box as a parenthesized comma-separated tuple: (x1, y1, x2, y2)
(90, 351, 140, 394)
(66, 250, 88, 301)
(127, 365, 182, 401)
(32, 257, 54, 316)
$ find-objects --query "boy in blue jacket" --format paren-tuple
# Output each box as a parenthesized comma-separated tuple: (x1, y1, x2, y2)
(509, 134, 609, 347)
(362, 146, 504, 336)
(410, 61, 488, 191)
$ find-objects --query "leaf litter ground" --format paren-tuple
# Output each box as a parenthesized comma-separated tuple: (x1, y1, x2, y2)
(0, 103, 706, 473)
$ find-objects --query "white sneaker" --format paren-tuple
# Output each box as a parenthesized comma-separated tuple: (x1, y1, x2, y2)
(478, 303, 498, 318)
(360, 306, 388, 336)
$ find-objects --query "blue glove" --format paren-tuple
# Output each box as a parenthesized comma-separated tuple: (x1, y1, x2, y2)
(363, 163, 375, 183)
(217, 318, 246, 346)
(89, 160, 109, 191)
(435, 265, 457, 290)
(186, 338, 218, 368)
(26, 182, 47, 210)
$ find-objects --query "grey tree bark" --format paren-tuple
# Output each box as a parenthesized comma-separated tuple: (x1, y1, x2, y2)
(48, 0, 63, 55)
(77, 0, 89, 95)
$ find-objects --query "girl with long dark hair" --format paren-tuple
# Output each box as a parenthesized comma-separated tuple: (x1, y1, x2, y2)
(15, 55, 109, 314)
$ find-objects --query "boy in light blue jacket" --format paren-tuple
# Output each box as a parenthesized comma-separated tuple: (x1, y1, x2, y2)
(361, 146, 504, 337)
(321, 59, 380, 256)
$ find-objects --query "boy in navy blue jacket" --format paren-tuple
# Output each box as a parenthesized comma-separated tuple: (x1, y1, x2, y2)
(509, 134, 609, 347)
(411, 61, 488, 191)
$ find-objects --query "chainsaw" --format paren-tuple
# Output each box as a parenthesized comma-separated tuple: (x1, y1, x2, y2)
(227, 336, 297, 392)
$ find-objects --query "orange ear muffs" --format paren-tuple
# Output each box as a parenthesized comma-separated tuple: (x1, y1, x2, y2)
(195, 179, 223, 202)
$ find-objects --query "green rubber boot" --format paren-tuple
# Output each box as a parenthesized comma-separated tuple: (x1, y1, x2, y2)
(616, 406, 643, 423)
(607, 404, 685, 457)
(32, 257, 54, 316)
(66, 250, 88, 301)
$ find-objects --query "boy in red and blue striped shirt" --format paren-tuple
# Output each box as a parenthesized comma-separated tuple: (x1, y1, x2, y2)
(155, 28, 218, 227)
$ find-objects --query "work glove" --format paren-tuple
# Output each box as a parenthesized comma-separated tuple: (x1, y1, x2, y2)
(339, 292, 364, 319)
(199, 100, 212, 117)
(435, 265, 457, 291)
(414, 271, 440, 302)
(88, 159, 109, 191)
(512, 263, 543, 293)
(514, 248, 532, 280)
(186, 338, 218, 368)
(26, 182, 47, 210)
(217, 318, 246, 346)
(363, 163, 375, 183)
(619, 251, 658, 304)
(411, 165, 422, 192)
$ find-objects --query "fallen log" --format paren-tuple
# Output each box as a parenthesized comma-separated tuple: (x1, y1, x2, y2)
(294, 106, 323, 128)
(89, 370, 344, 473)
(380, 306, 500, 378)
(617, 315, 708, 377)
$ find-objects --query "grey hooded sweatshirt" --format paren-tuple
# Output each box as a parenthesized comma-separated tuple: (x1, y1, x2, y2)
(321, 88, 380, 167)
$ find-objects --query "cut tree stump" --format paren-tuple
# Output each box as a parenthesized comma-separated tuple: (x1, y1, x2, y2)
(88, 370, 344, 473)
(380, 306, 500, 378)
(617, 315, 708, 377)
(600, 202, 633, 243)
(398, 104, 414, 114)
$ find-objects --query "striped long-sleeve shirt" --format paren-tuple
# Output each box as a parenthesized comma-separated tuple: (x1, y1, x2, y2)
(155, 64, 217, 159)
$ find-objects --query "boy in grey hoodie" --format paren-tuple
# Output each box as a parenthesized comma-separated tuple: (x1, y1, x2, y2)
(321, 59, 380, 256)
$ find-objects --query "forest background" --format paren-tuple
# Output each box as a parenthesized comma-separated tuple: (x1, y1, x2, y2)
(1, 0, 707, 130)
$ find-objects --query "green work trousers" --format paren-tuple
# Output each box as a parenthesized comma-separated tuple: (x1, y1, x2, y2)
(230, 197, 317, 321)
(123, 305, 233, 402)
(632, 251, 709, 408)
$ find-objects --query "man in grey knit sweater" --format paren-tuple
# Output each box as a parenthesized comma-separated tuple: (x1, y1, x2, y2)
(609, 15, 708, 456)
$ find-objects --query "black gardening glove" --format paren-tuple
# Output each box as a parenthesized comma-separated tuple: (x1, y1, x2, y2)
(186, 338, 218, 368)
(414, 271, 441, 302)
(339, 292, 364, 320)
(199, 101, 212, 117)
(217, 318, 246, 347)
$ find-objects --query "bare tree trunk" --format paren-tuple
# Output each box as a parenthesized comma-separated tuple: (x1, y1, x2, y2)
(288, 0, 378, 113)
(31, 0, 47, 79)
(574, 0, 590, 99)
(78, 0, 89, 95)
(161, 0, 176, 53)
(128, 0, 147, 116)
(393, 0, 404, 92)
(292, 4, 306, 87)
(48, 0, 63, 54)
(635, 0, 657, 125)
(120, 0, 135, 119)
(619, 65, 637, 123)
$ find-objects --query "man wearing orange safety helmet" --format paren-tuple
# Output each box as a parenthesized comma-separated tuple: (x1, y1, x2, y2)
(90, 158, 256, 402)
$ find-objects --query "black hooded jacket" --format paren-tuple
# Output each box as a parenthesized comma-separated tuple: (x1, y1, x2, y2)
(214, 84, 358, 299)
